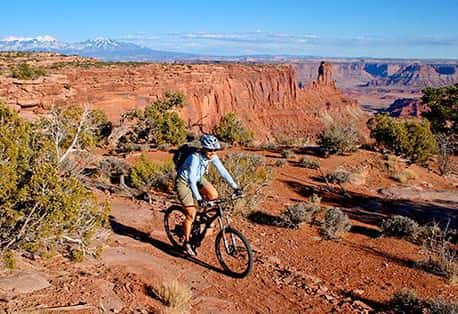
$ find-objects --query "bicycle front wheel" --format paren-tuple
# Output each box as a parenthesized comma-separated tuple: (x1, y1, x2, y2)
(164, 205, 186, 247)
(215, 227, 253, 278)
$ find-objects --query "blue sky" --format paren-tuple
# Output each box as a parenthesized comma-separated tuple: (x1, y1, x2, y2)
(1, 0, 457, 58)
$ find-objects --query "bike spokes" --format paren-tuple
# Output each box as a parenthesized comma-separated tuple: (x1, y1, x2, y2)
(164, 207, 186, 247)
(215, 228, 253, 278)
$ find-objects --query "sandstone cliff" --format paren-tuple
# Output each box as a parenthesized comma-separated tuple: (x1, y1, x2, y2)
(0, 53, 362, 140)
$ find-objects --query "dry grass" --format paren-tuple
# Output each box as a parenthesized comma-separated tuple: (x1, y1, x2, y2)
(155, 280, 192, 314)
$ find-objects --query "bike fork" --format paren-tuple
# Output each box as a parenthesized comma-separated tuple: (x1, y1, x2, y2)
(218, 218, 238, 255)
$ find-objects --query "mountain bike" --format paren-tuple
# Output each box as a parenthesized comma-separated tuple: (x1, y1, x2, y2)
(164, 194, 253, 278)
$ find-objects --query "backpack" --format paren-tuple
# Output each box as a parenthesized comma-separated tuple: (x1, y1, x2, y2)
(172, 144, 199, 171)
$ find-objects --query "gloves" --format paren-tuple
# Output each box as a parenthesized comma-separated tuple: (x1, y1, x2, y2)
(198, 199, 208, 208)
(233, 188, 243, 197)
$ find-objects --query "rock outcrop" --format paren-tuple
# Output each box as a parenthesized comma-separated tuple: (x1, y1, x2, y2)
(0, 53, 362, 139)
(383, 98, 429, 117)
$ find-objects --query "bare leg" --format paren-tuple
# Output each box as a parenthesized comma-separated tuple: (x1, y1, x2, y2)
(183, 205, 196, 242)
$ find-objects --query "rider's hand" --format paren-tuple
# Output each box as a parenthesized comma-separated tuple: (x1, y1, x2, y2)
(198, 199, 208, 208)
(233, 188, 243, 197)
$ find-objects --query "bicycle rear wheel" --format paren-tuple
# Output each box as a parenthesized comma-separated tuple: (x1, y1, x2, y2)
(164, 205, 186, 247)
(215, 227, 253, 278)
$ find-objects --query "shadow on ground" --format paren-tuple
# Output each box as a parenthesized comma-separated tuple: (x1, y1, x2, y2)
(109, 216, 227, 276)
(281, 179, 458, 229)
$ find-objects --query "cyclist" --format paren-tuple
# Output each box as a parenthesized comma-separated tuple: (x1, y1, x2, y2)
(175, 134, 241, 256)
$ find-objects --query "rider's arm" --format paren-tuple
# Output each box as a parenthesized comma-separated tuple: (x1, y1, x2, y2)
(211, 155, 238, 189)
(188, 154, 203, 201)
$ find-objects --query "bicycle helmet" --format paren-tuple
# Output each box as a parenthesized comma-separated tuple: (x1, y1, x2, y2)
(200, 134, 221, 151)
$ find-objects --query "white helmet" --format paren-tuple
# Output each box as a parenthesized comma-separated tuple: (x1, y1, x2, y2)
(200, 134, 221, 151)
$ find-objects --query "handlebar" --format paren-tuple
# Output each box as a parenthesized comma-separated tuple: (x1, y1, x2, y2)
(206, 193, 245, 207)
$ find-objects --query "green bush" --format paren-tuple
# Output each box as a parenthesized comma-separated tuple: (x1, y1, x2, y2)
(123, 92, 187, 146)
(129, 155, 175, 193)
(320, 207, 351, 239)
(214, 112, 254, 145)
(11, 63, 47, 80)
(0, 103, 109, 255)
(381, 215, 420, 239)
(208, 152, 272, 216)
(367, 114, 437, 164)
(317, 123, 360, 155)
(2, 251, 16, 270)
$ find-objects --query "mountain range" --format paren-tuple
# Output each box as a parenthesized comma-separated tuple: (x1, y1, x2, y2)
(0, 35, 197, 61)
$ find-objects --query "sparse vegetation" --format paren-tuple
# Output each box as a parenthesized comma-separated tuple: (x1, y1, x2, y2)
(11, 62, 47, 80)
(208, 152, 272, 216)
(214, 112, 254, 145)
(274, 158, 287, 167)
(320, 207, 351, 240)
(155, 280, 192, 314)
(367, 114, 437, 165)
(317, 123, 360, 155)
(281, 149, 295, 159)
(128, 155, 175, 193)
(389, 289, 458, 314)
(391, 168, 418, 183)
(421, 224, 458, 283)
(381, 215, 420, 240)
(326, 170, 351, 184)
(2, 250, 16, 269)
(281, 195, 322, 229)
(70, 249, 85, 262)
(298, 157, 320, 170)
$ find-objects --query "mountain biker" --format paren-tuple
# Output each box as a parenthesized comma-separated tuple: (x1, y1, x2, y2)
(175, 134, 241, 256)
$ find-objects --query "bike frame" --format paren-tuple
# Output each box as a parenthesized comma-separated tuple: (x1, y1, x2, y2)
(192, 199, 239, 255)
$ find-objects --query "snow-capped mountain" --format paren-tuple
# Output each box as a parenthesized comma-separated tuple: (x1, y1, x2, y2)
(0, 35, 197, 61)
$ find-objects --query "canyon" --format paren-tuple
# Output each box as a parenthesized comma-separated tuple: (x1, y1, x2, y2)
(0, 53, 362, 140)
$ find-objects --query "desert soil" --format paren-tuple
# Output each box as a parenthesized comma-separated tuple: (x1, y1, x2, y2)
(0, 149, 457, 313)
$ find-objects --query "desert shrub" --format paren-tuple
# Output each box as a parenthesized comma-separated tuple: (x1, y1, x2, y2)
(317, 123, 360, 155)
(368, 114, 437, 164)
(274, 159, 287, 167)
(155, 280, 192, 313)
(2, 251, 16, 270)
(208, 152, 272, 216)
(214, 112, 254, 145)
(128, 155, 175, 193)
(421, 225, 458, 282)
(0, 103, 109, 255)
(281, 195, 321, 229)
(381, 215, 420, 239)
(281, 149, 295, 159)
(320, 207, 351, 240)
(427, 298, 458, 314)
(422, 85, 458, 175)
(389, 289, 458, 314)
(260, 142, 280, 152)
(389, 289, 423, 313)
(384, 154, 399, 176)
(122, 91, 187, 146)
(11, 62, 47, 80)
(299, 157, 320, 170)
(38, 105, 111, 159)
(391, 168, 418, 183)
(326, 170, 351, 184)
(272, 132, 299, 146)
(70, 249, 85, 262)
